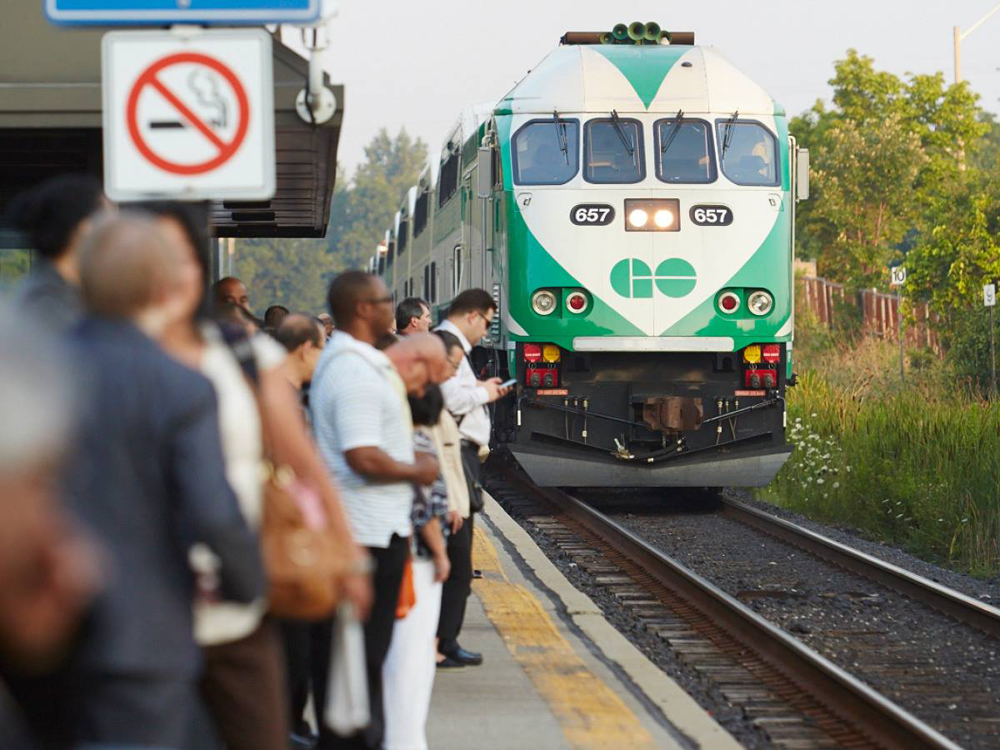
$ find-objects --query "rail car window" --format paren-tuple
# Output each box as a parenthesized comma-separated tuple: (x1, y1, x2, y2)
(387, 240, 395, 268)
(716, 120, 779, 186)
(512, 119, 579, 185)
(397, 219, 408, 255)
(654, 119, 716, 183)
(438, 150, 459, 207)
(414, 190, 429, 236)
(584, 117, 645, 184)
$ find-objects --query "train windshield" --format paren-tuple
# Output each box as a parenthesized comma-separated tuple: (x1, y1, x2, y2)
(583, 116, 645, 183)
(655, 119, 716, 183)
(512, 119, 580, 185)
(716, 120, 779, 186)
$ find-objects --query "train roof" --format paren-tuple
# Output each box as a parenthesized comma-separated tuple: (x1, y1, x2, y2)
(495, 44, 782, 117)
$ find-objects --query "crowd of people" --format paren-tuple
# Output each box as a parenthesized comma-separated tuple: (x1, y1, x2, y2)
(0, 175, 512, 750)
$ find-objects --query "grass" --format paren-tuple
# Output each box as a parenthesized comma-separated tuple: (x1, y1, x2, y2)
(763, 307, 1000, 578)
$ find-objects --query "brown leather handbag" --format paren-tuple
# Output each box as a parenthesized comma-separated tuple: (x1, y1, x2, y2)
(261, 461, 344, 620)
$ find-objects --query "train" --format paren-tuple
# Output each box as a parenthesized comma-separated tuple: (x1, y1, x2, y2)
(372, 24, 809, 488)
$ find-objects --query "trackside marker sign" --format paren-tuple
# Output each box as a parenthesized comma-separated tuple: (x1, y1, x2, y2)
(102, 29, 275, 201)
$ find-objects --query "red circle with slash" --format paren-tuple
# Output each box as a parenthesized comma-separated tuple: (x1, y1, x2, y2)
(126, 52, 250, 176)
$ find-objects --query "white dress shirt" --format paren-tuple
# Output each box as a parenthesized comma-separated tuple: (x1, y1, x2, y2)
(435, 319, 491, 447)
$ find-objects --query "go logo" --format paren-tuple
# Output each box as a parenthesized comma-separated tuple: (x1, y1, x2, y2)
(610, 258, 697, 299)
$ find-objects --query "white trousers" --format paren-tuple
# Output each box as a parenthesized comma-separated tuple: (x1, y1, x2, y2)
(381, 559, 443, 750)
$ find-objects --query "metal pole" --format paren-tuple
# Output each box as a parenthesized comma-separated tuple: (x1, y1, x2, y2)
(898, 289, 905, 387)
(954, 25, 962, 83)
(991, 304, 997, 399)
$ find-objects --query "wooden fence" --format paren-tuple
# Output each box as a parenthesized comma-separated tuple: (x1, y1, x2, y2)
(797, 276, 940, 353)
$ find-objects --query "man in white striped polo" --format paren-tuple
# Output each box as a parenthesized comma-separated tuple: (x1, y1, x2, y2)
(311, 271, 439, 750)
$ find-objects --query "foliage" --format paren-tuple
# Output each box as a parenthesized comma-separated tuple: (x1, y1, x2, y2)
(326, 128, 428, 272)
(234, 128, 427, 315)
(769, 372, 1000, 577)
(790, 50, 989, 290)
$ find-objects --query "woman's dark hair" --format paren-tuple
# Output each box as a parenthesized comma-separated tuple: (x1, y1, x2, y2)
(434, 329, 464, 357)
(136, 201, 212, 318)
(408, 383, 443, 427)
(7, 174, 105, 260)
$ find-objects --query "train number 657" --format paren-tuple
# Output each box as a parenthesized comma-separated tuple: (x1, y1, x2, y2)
(690, 205, 733, 226)
(570, 204, 615, 226)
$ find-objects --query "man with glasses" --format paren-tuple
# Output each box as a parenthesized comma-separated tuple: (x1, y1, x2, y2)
(310, 272, 439, 749)
(433, 289, 509, 669)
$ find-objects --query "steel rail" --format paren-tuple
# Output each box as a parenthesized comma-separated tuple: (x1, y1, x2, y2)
(537, 486, 960, 750)
(721, 497, 1000, 640)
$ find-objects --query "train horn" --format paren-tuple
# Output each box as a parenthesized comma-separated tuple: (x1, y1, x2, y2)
(643, 22, 661, 41)
(612, 23, 628, 41)
(658, 30, 671, 44)
(627, 21, 645, 41)
(599, 31, 613, 44)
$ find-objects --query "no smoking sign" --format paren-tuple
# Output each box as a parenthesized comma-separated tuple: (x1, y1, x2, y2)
(102, 29, 274, 201)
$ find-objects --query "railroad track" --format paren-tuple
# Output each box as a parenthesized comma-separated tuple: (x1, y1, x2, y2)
(489, 466, 992, 749)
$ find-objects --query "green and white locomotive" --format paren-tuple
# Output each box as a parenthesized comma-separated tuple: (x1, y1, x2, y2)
(374, 25, 809, 488)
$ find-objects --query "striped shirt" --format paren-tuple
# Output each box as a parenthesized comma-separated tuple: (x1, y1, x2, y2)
(311, 332, 413, 548)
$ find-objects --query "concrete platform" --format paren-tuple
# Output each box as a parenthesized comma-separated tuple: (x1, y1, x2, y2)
(426, 493, 739, 750)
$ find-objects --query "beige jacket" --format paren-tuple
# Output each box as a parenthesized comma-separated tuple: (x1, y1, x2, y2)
(431, 410, 471, 518)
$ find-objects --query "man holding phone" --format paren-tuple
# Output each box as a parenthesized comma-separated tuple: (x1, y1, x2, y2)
(434, 289, 509, 669)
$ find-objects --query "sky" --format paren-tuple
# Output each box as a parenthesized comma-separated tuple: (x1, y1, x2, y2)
(286, 0, 1000, 177)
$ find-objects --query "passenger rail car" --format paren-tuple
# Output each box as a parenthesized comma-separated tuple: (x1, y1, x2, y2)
(374, 27, 809, 488)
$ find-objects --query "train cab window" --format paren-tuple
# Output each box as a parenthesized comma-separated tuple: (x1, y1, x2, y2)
(655, 118, 716, 183)
(716, 120, 779, 186)
(512, 119, 579, 185)
(583, 116, 644, 184)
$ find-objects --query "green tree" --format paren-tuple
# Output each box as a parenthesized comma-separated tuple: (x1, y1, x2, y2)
(791, 50, 988, 288)
(230, 128, 427, 313)
(327, 128, 428, 271)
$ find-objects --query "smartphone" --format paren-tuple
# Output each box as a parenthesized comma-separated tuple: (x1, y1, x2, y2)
(500, 378, 518, 389)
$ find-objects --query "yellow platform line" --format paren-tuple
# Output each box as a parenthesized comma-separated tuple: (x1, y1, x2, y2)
(472, 527, 656, 750)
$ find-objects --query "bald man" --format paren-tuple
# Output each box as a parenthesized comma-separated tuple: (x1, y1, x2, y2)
(58, 216, 263, 749)
(213, 276, 250, 310)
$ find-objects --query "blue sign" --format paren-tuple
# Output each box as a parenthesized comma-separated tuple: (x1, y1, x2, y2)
(45, 0, 321, 25)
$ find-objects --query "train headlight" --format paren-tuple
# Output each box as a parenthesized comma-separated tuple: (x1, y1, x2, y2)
(748, 290, 773, 316)
(653, 209, 674, 229)
(531, 290, 557, 316)
(627, 208, 649, 228)
(624, 198, 681, 232)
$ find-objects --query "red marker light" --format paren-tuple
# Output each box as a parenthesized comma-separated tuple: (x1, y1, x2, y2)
(762, 344, 781, 364)
(523, 344, 542, 363)
(567, 292, 587, 312)
(719, 292, 740, 314)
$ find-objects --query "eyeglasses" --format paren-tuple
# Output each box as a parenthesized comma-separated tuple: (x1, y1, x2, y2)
(476, 311, 494, 327)
(363, 295, 394, 306)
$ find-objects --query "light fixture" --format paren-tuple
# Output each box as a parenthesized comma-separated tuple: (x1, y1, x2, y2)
(542, 344, 561, 363)
(531, 290, 557, 316)
(653, 209, 674, 228)
(748, 290, 773, 316)
(628, 208, 649, 228)
(718, 291, 740, 314)
(566, 290, 589, 313)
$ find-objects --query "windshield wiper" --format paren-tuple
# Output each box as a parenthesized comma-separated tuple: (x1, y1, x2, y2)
(610, 110, 635, 157)
(660, 109, 685, 154)
(721, 110, 739, 158)
(553, 108, 569, 164)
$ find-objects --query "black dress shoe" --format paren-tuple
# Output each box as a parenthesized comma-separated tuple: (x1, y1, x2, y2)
(446, 647, 483, 666)
(436, 655, 467, 670)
